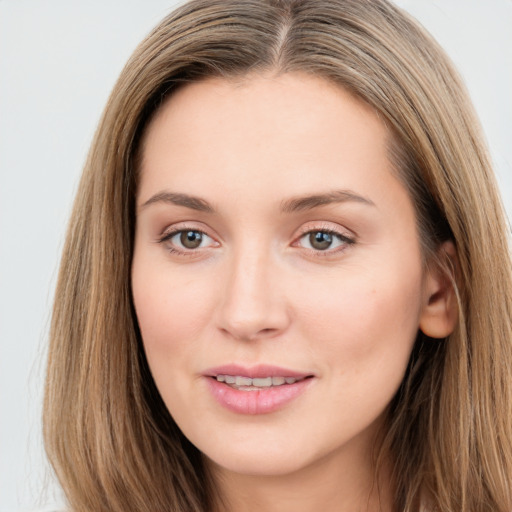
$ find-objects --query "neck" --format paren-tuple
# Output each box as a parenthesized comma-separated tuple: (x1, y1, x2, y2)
(207, 440, 394, 512)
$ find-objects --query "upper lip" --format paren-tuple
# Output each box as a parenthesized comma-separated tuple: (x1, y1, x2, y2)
(203, 364, 313, 379)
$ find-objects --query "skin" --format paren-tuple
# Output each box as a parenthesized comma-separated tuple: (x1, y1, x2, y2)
(132, 73, 455, 512)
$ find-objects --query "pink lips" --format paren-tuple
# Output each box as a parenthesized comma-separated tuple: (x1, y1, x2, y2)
(203, 364, 314, 415)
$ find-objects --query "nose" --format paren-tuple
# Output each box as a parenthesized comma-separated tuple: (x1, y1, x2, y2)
(215, 246, 290, 342)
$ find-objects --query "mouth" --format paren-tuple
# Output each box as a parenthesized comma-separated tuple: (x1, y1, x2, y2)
(203, 364, 315, 414)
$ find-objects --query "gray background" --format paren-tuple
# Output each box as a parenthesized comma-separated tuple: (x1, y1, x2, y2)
(1, 1, 510, 511)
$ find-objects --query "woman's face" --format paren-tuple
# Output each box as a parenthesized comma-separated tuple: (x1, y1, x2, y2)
(132, 73, 434, 478)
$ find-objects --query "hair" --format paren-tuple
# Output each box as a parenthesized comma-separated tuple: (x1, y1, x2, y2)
(43, 1, 512, 511)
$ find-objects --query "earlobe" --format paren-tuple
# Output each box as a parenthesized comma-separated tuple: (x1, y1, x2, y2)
(419, 241, 459, 339)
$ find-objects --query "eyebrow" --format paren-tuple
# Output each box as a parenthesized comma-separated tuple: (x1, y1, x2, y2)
(139, 191, 215, 213)
(138, 189, 375, 214)
(280, 190, 375, 213)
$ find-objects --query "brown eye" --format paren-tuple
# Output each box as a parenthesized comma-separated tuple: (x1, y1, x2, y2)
(180, 230, 203, 249)
(158, 228, 217, 255)
(296, 229, 354, 254)
(309, 231, 334, 250)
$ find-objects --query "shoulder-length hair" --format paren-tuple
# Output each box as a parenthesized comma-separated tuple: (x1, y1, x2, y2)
(43, 1, 512, 511)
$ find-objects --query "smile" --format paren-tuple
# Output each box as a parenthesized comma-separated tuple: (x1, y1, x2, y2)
(204, 365, 315, 414)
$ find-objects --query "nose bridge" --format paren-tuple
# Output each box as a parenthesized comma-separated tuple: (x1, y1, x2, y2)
(217, 237, 288, 341)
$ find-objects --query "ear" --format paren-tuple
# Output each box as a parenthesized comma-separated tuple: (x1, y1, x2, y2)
(419, 240, 459, 339)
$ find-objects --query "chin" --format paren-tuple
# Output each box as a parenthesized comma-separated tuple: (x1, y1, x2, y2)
(204, 447, 312, 478)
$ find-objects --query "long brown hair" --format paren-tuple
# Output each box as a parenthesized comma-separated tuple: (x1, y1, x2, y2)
(44, 1, 512, 511)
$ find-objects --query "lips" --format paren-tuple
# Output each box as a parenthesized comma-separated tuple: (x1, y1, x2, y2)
(203, 364, 314, 414)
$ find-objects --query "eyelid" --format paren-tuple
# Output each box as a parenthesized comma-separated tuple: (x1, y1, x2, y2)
(157, 220, 216, 238)
(294, 221, 356, 240)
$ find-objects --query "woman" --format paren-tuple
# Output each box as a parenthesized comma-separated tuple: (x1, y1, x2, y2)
(43, 0, 512, 511)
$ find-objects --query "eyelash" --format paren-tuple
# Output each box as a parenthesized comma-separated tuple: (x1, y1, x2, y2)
(157, 225, 355, 258)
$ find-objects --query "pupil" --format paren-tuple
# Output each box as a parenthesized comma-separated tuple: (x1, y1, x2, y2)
(310, 231, 332, 250)
(181, 231, 202, 249)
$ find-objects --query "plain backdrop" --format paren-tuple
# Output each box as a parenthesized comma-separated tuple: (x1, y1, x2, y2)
(0, 1, 511, 511)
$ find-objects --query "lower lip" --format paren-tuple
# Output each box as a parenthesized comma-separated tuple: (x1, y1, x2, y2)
(205, 377, 313, 415)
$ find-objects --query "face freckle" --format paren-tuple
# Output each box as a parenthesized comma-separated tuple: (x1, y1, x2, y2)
(131, 72, 427, 482)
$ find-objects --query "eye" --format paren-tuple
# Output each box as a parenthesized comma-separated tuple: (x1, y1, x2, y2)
(297, 229, 354, 252)
(159, 228, 217, 253)
(176, 230, 207, 249)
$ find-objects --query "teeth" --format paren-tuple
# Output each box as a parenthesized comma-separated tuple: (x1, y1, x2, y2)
(235, 376, 253, 386)
(215, 375, 302, 388)
(252, 377, 272, 387)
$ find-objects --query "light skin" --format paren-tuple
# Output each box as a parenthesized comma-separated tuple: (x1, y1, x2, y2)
(131, 72, 457, 512)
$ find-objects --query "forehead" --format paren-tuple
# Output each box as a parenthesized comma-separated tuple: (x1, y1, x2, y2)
(142, 73, 388, 149)
(137, 72, 402, 213)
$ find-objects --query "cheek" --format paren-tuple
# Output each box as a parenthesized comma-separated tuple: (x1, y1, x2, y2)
(297, 262, 423, 375)
(131, 258, 222, 427)
(131, 255, 216, 370)
(296, 268, 423, 435)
